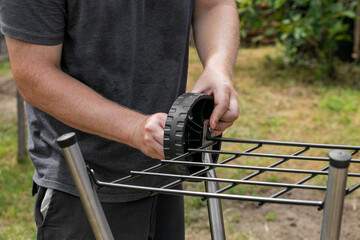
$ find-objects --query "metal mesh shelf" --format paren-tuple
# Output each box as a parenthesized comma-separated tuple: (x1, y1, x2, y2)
(91, 137, 360, 208)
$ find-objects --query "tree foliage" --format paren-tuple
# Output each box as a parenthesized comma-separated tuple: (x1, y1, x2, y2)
(236, 0, 359, 78)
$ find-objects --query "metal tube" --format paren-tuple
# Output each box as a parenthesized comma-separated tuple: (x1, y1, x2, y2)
(208, 137, 360, 150)
(161, 159, 360, 177)
(202, 125, 226, 240)
(95, 178, 323, 206)
(190, 148, 346, 162)
(205, 165, 226, 240)
(320, 150, 351, 240)
(131, 171, 326, 190)
(57, 133, 114, 240)
(347, 182, 360, 195)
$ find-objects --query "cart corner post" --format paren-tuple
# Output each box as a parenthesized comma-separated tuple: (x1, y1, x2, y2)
(57, 132, 114, 240)
(203, 125, 226, 240)
(320, 150, 351, 240)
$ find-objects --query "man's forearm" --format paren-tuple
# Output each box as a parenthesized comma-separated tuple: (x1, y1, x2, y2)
(19, 65, 144, 148)
(193, 0, 239, 77)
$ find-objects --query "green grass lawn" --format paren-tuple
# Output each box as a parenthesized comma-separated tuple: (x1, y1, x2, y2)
(0, 59, 12, 77)
(1, 48, 359, 239)
(0, 116, 36, 239)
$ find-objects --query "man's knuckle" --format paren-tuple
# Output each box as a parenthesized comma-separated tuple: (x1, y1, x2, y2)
(144, 135, 152, 143)
(224, 82, 232, 89)
(144, 122, 153, 132)
(232, 111, 239, 119)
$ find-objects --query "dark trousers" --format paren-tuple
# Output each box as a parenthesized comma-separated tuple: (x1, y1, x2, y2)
(34, 187, 185, 240)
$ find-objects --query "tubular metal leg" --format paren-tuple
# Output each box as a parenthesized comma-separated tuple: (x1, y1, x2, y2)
(57, 133, 114, 240)
(203, 125, 226, 240)
(320, 150, 352, 240)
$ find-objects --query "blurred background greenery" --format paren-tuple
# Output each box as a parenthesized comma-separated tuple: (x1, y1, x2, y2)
(1, 1, 360, 239)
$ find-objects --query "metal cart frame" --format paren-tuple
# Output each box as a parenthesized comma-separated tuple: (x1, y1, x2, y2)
(57, 93, 360, 240)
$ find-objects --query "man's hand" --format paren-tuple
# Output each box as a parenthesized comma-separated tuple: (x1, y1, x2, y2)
(192, 67, 239, 137)
(132, 113, 167, 159)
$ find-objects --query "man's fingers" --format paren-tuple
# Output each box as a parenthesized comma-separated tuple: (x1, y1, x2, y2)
(153, 124, 164, 146)
(219, 91, 239, 122)
(210, 90, 230, 129)
(151, 139, 165, 159)
(154, 113, 167, 145)
(211, 120, 234, 136)
(144, 132, 164, 159)
(158, 113, 167, 129)
(142, 113, 167, 159)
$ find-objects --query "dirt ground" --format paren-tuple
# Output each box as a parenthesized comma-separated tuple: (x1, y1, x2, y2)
(1, 77, 359, 240)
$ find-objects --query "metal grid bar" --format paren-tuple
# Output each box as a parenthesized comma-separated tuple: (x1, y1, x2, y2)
(188, 148, 360, 162)
(94, 178, 323, 207)
(160, 159, 360, 177)
(209, 137, 360, 150)
(347, 183, 360, 195)
(131, 171, 327, 190)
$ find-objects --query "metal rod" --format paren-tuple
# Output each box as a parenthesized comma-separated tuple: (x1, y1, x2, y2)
(202, 125, 226, 240)
(161, 159, 360, 177)
(94, 179, 323, 206)
(346, 182, 360, 195)
(16, 91, 27, 162)
(57, 133, 114, 240)
(130, 171, 326, 190)
(209, 137, 360, 150)
(189, 148, 360, 163)
(320, 150, 352, 240)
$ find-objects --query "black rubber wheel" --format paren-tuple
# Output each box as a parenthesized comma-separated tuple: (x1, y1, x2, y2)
(163, 93, 221, 175)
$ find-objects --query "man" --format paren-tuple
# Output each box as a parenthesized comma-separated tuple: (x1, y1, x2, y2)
(0, 0, 239, 239)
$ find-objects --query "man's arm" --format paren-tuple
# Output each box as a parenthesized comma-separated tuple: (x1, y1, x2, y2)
(6, 37, 166, 159)
(192, 0, 240, 136)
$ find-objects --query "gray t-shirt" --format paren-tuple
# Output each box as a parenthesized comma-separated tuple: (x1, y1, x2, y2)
(0, 0, 193, 202)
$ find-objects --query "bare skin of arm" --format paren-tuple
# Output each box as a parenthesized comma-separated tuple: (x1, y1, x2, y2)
(5, 38, 166, 159)
(192, 0, 240, 136)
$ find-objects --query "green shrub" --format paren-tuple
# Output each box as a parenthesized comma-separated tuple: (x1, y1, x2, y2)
(236, 0, 358, 78)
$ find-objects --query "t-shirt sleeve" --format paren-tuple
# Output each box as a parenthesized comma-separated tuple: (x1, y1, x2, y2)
(0, 0, 66, 45)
